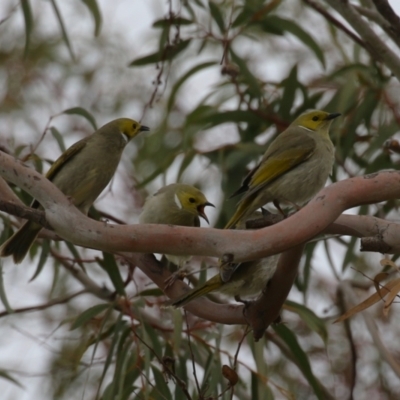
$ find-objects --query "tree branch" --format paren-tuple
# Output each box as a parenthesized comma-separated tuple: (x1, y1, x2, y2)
(324, 0, 400, 81)
(0, 199, 52, 229)
(372, 0, 400, 45)
(1, 151, 400, 261)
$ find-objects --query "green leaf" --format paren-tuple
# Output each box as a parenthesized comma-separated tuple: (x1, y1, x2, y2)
(71, 303, 111, 330)
(280, 65, 299, 120)
(167, 61, 216, 112)
(81, 0, 102, 36)
(209, 1, 225, 32)
(49, 0, 75, 61)
(129, 51, 161, 66)
(229, 50, 263, 97)
(0, 263, 13, 314)
(97, 317, 126, 397)
(153, 17, 193, 28)
(97, 252, 126, 296)
(30, 239, 50, 281)
(62, 107, 97, 130)
(50, 126, 66, 153)
(0, 370, 23, 388)
(285, 300, 328, 344)
(65, 241, 85, 269)
(151, 366, 173, 400)
(21, 0, 33, 57)
(273, 324, 325, 400)
(262, 16, 325, 66)
(129, 39, 191, 66)
(162, 39, 192, 60)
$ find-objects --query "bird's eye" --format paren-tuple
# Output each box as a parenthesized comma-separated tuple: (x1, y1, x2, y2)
(312, 116, 319, 121)
(189, 197, 196, 203)
(132, 123, 137, 130)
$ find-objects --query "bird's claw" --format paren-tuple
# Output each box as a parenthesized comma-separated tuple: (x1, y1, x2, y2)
(164, 269, 188, 289)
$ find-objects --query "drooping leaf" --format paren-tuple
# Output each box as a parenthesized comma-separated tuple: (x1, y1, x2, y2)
(153, 17, 194, 28)
(0, 370, 23, 388)
(129, 39, 191, 66)
(50, 126, 66, 153)
(97, 252, 126, 296)
(273, 324, 325, 400)
(209, 1, 225, 32)
(49, 0, 75, 61)
(81, 0, 102, 36)
(260, 16, 325, 66)
(285, 300, 328, 344)
(167, 61, 216, 112)
(30, 239, 50, 281)
(62, 107, 97, 130)
(21, 0, 33, 57)
(334, 278, 400, 323)
(70, 303, 111, 330)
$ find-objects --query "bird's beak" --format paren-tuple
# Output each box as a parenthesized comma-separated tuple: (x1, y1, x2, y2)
(325, 113, 341, 120)
(140, 125, 150, 132)
(198, 202, 215, 224)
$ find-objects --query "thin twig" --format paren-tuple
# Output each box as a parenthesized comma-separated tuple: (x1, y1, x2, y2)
(0, 290, 86, 318)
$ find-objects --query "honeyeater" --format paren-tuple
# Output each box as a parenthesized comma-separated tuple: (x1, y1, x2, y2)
(139, 183, 214, 287)
(170, 212, 279, 307)
(225, 110, 340, 230)
(220, 110, 340, 282)
(1, 118, 149, 263)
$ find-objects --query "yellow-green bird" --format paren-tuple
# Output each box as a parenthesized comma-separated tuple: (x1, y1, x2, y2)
(139, 183, 214, 287)
(171, 213, 279, 307)
(225, 110, 340, 230)
(1, 118, 149, 263)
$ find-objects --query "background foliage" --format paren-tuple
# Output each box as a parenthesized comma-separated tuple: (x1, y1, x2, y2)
(1, 0, 400, 399)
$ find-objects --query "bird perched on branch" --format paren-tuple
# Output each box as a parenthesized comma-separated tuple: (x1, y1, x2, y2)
(139, 183, 214, 288)
(1, 118, 149, 263)
(221, 110, 340, 281)
(170, 212, 279, 308)
(225, 110, 340, 229)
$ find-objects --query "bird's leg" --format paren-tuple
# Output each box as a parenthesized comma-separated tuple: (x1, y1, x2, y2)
(219, 254, 235, 282)
(234, 295, 250, 307)
(163, 257, 190, 289)
(164, 268, 188, 289)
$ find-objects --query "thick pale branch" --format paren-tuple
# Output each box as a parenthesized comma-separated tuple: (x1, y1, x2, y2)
(1, 151, 400, 262)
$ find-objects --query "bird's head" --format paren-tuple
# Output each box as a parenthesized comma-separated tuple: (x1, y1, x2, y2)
(294, 110, 341, 132)
(114, 118, 150, 140)
(174, 184, 214, 224)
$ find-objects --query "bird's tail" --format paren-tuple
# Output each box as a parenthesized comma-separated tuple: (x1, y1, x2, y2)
(168, 276, 222, 308)
(224, 194, 256, 229)
(0, 221, 41, 263)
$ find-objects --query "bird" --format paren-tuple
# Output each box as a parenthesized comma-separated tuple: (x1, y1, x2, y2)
(218, 110, 340, 282)
(1, 118, 149, 263)
(170, 212, 279, 308)
(224, 110, 340, 230)
(139, 183, 214, 288)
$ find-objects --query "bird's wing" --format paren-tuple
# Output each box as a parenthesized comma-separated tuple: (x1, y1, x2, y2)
(29, 139, 88, 210)
(247, 134, 316, 196)
(229, 165, 258, 198)
(45, 138, 88, 181)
